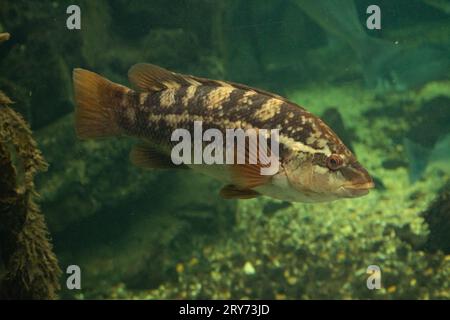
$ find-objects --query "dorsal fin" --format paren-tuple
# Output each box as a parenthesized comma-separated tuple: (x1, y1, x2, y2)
(187, 75, 292, 105)
(128, 63, 197, 92)
(228, 133, 278, 189)
(127, 63, 302, 108)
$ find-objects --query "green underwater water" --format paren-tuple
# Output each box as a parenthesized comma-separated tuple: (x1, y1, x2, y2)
(0, 0, 449, 299)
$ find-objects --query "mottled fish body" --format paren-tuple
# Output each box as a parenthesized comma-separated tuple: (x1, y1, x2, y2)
(73, 63, 373, 202)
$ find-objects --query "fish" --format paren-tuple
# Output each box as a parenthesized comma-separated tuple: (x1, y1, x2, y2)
(404, 134, 450, 183)
(72, 63, 374, 202)
(293, 0, 450, 91)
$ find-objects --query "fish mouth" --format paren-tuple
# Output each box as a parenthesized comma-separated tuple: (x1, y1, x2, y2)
(341, 181, 375, 197)
(339, 161, 374, 198)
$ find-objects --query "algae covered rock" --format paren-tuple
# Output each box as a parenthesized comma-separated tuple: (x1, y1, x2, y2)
(0, 96, 61, 299)
(421, 182, 450, 254)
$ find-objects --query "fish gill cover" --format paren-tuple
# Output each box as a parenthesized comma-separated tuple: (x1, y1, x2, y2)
(0, 0, 449, 300)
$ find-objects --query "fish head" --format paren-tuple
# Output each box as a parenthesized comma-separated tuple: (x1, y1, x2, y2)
(282, 119, 374, 202)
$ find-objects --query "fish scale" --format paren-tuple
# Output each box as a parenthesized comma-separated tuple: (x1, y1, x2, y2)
(124, 82, 334, 160)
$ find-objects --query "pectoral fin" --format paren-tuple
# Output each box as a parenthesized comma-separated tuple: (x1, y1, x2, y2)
(220, 184, 260, 199)
(130, 143, 188, 169)
(229, 137, 277, 188)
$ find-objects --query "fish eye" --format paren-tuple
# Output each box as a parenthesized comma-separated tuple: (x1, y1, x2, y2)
(326, 154, 343, 170)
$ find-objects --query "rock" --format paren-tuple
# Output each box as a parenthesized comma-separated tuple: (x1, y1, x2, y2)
(421, 182, 450, 254)
(243, 262, 256, 275)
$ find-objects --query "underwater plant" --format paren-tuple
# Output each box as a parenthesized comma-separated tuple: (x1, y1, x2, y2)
(0, 33, 61, 299)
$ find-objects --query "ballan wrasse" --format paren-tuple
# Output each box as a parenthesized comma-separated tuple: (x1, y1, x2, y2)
(73, 64, 374, 202)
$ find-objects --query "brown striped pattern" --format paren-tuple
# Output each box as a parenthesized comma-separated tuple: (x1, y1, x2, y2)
(114, 83, 350, 161)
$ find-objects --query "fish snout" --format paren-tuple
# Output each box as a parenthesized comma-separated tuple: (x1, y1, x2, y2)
(340, 162, 374, 197)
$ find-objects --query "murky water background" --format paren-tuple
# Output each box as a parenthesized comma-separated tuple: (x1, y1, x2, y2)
(0, 0, 449, 299)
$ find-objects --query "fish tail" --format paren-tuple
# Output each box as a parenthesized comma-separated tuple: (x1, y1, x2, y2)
(73, 68, 130, 139)
(403, 137, 432, 183)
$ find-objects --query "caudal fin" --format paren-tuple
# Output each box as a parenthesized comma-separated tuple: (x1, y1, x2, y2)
(73, 68, 129, 139)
